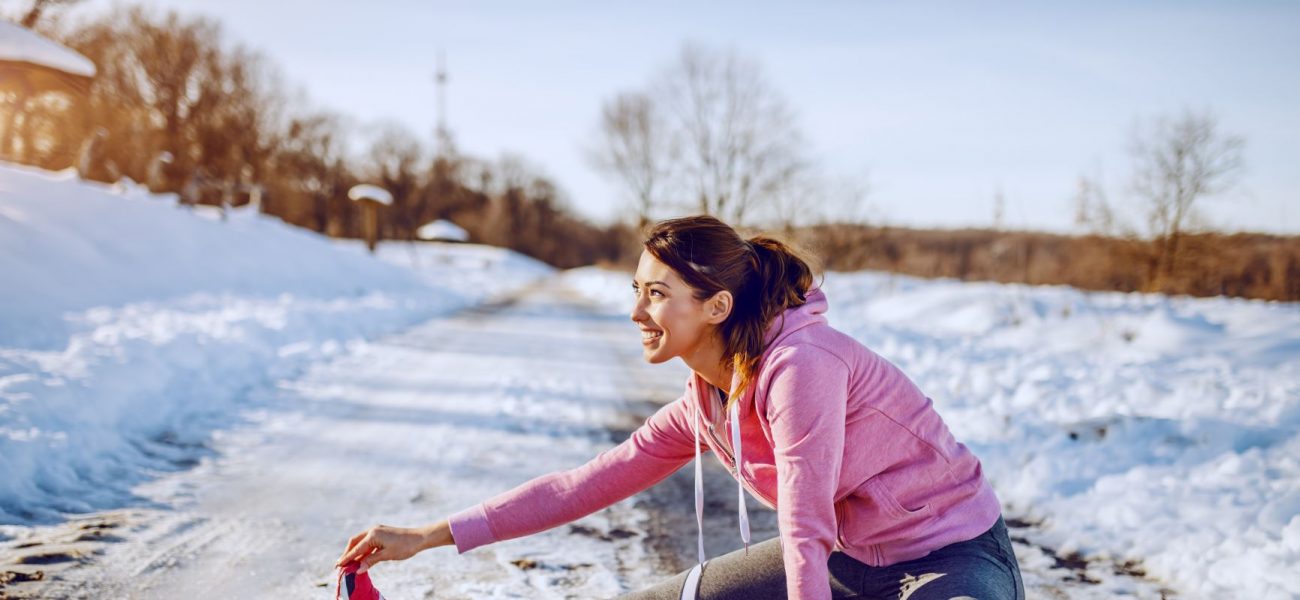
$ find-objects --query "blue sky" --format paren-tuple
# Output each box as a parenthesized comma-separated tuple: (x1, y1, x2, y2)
(75, 0, 1300, 233)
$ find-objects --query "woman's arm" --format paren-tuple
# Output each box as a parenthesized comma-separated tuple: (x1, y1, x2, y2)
(762, 345, 850, 600)
(336, 380, 700, 571)
(447, 383, 702, 552)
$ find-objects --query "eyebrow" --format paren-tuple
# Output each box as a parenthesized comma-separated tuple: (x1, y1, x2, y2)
(632, 280, 672, 288)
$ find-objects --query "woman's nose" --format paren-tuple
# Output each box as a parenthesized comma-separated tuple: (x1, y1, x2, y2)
(629, 298, 647, 323)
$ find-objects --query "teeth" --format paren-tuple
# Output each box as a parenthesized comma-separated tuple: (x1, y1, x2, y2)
(642, 331, 663, 340)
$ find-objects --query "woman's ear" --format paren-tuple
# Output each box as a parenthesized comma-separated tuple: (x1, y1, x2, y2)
(706, 290, 733, 325)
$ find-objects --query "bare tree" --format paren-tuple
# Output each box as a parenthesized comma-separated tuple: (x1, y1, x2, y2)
(17, 0, 83, 28)
(56, 6, 275, 191)
(588, 92, 671, 229)
(773, 170, 871, 234)
(364, 124, 426, 240)
(659, 43, 808, 225)
(1072, 173, 1119, 236)
(269, 109, 351, 231)
(593, 43, 810, 227)
(1129, 109, 1244, 281)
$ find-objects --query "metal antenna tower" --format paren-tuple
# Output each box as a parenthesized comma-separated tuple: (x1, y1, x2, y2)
(435, 49, 450, 154)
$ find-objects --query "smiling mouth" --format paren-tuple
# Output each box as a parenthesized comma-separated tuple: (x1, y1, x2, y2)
(641, 330, 663, 343)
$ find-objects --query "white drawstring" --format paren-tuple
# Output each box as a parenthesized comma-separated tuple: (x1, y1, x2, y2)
(684, 399, 707, 600)
(729, 401, 751, 553)
(693, 401, 705, 565)
(683, 388, 751, 600)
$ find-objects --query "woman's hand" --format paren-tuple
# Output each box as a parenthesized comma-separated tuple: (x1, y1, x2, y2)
(335, 520, 453, 573)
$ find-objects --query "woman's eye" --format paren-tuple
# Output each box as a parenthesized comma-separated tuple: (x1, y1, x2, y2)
(632, 285, 663, 298)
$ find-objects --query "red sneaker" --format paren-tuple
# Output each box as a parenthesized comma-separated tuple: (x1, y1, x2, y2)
(336, 561, 386, 600)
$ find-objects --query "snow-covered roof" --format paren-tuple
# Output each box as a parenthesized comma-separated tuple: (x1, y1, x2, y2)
(0, 20, 96, 78)
(346, 184, 393, 206)
(417, 219, 469, 242)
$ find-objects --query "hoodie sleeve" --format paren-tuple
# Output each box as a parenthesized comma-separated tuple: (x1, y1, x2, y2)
(447, 377, 702, 552)
(763, 345, 849, 600)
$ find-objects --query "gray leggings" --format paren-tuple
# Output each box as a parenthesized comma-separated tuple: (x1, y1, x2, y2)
(620, 517, 1025, 599)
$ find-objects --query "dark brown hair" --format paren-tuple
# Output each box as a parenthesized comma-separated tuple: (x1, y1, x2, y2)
(643, 215, 818, 408)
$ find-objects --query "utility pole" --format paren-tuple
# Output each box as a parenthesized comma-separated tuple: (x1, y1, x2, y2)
(435, 49, 451, 155)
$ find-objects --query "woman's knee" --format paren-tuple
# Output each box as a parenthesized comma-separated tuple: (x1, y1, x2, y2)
(620, 537, 787, 600)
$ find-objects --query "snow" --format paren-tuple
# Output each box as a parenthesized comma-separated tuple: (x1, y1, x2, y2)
(0, 162, 551, 524)
(417, 218, 469, 242)
(3, 156, 1298, 598)
(346, 183, 393, 206)
(562, 267, 1300, 599)
(0, 20, 96, 78)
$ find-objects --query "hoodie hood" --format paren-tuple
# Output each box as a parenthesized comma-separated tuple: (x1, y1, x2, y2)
(705, 286, 830, 421)
(763, 286, 829, 348)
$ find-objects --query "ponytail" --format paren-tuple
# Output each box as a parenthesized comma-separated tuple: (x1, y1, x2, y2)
(729, 235, 817, 405)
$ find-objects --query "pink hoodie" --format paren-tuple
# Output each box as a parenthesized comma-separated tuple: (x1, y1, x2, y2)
(447, 287, 1002, 599)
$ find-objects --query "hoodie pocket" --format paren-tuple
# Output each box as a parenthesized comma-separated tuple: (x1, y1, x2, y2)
(864, 477, 931, 520)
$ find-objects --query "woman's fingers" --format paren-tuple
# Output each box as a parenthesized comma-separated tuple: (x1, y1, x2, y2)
(343, 543, 378, 569)
(340, 531, 365, 557)
(336, 524, 429, 572)
(335, 533, 360, 565)
(357, 547, 384, 573)
(336, 530, 378, 567)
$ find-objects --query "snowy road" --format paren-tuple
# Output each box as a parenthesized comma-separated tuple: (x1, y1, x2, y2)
(3, 275, 1173, 599)
(8, 277, 675, 598)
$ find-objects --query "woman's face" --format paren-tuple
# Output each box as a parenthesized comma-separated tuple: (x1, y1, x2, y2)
(630, 250, 716, 364)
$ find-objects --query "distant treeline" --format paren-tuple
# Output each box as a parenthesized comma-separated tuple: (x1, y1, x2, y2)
(790, 225, 1300, 302)
(2, 5, 626, 268)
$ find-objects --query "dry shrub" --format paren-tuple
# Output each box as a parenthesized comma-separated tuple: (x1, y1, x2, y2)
(795, 224, 1299, 302)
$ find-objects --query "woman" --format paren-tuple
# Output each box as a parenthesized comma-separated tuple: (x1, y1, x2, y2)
(336, 215, 1025, 599)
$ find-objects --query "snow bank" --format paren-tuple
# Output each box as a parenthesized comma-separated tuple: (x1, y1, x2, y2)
(561, 266, 1300, 599)
(0, 20, 96, 77)
(0, 163, 552, 524)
